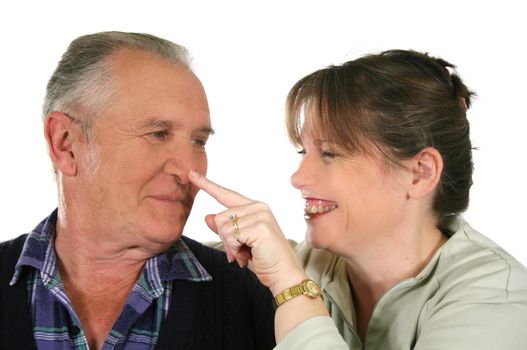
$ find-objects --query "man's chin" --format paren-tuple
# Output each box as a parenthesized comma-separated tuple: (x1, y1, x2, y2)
(140, 208, 190, 244)
(135, 229, 183, 255)
(148, 223, 184, 242)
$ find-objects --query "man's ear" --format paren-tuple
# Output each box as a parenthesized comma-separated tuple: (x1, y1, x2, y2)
(44, 112, 80, 177)
(407, 147, 443, 199)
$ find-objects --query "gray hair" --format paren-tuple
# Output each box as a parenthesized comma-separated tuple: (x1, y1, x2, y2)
(43, 31, 192, 135)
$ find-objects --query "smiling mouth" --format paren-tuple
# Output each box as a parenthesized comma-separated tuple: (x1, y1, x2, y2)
(304, 199, 338, 220)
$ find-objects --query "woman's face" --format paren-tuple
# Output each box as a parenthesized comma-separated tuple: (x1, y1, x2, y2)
(290, 128, 413, 257)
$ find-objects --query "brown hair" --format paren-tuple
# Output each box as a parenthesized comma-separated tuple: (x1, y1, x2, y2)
(286, 49, 474, 233)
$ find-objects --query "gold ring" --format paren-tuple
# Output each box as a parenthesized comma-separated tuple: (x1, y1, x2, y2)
(229, 214, 240, 240)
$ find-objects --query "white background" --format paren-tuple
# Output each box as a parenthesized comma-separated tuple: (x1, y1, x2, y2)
(0, 1, 526, 265)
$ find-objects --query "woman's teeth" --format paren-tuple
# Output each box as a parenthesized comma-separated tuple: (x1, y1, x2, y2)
(304, 201, 338, 215)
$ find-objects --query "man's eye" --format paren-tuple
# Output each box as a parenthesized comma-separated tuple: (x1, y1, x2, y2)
(151, 130, 169, 139)
(192, 138, 206, 147)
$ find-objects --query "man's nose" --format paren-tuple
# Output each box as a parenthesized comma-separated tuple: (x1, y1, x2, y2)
(163, 143, 199, 184)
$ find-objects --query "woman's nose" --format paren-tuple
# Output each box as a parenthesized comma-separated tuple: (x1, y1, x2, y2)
(290, 157, 315, 190)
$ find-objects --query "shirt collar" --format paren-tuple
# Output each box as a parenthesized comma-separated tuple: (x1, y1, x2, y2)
(10, 210, 58, 286)
(141, 238, 212, 298)
(11, 209, 212, 289)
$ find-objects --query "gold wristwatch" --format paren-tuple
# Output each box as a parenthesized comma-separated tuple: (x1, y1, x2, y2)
(272, 279, 322, 309)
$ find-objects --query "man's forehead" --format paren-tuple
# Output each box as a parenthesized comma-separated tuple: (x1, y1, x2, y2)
(110, 49, 204, 95)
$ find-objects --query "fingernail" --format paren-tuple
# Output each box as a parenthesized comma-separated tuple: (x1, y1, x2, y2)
(189, 170, 200, 179)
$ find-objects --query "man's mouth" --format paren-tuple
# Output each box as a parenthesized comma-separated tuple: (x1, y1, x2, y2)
(149, 190, 190, 205)
(304, 199, 338, 220)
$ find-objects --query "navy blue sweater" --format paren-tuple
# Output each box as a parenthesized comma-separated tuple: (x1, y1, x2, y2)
(0, 234, 276, 349)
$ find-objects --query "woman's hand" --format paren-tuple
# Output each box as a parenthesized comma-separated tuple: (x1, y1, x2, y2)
(189, 170, 307, 296)
(190, 171, 333, 343)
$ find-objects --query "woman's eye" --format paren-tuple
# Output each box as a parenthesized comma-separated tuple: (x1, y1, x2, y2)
(297, 148, 306, 155)
(321, 150, 337, 159)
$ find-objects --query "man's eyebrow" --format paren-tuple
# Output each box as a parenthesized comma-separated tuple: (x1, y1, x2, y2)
(138, 119, 176, 129)
(138, 119, 215, 135)
(200, 126, 215, 135)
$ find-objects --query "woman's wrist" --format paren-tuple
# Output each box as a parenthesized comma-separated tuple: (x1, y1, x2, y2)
(269, 270, 309, 297)
(273, 284, 329, 342)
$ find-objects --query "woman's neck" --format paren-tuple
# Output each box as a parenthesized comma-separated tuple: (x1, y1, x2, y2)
(344, 221, 448, 341)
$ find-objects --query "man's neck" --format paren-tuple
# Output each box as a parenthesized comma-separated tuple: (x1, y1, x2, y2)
(53, 212, 154, 292)
(54, 215, 150, 350)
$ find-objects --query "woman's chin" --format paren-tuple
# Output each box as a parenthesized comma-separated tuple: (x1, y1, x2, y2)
(305, 230, 328, 250)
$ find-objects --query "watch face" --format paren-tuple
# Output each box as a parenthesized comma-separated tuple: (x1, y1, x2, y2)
(305, 280, 321, 297)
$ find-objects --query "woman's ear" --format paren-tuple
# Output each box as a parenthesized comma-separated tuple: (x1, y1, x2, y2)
(44, 112, 79, 177)
(408, 147, 443, 199)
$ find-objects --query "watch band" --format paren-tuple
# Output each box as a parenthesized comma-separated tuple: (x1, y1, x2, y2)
(272, 279, 322, 309)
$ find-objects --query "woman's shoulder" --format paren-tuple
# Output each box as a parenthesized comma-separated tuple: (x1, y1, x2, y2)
(435, 218, 527, 301)
(410, 219, 527, 347)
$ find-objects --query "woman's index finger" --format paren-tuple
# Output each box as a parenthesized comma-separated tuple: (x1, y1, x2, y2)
(189, 171, 252, 208)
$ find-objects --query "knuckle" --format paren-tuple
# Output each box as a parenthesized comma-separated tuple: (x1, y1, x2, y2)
(254, 201, 270, 211)
(255, 211, 268, 221)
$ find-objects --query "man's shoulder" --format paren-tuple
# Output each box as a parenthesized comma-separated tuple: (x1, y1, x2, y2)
(0, 234, 27, 263)
(181, 235, 228, 266)
(162, 237, 276, 349)
(0, 235, 28, 288)
(180, 236, 243, 278)
(181, 236, 271, 292)
(0, 234, 28, 249)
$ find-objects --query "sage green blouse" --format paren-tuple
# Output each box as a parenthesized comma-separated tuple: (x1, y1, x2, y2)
(276, 218, 527, 349)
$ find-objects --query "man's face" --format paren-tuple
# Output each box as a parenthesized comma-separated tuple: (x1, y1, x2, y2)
(71, 49, 212, 250)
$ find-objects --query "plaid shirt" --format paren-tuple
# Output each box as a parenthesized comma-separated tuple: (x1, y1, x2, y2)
(9, 211, 212, 350)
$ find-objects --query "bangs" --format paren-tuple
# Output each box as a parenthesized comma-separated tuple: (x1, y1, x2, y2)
(285, 65, 370, 154)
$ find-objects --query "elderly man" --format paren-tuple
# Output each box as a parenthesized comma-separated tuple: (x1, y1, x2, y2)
(0, 32, 275, 349)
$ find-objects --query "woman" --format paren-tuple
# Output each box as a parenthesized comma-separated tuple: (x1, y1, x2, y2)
(190, 50, 527, 349)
